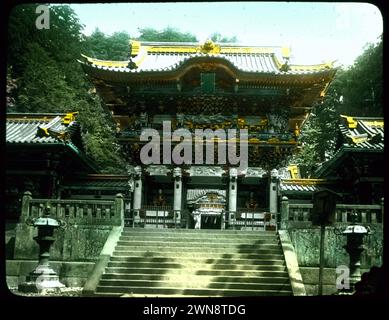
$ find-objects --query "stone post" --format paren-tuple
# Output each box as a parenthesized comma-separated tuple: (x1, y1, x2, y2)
(381, 197, 384, 226)
(280, 196, 289, 229)
(114, 193, 124, 227)
(125, 168, 135, 228)
(173, 167, 182, 225)
(269, 169, 279, 215)
(228, 168, 238, 228)
(133, 166, 142, 224)
(21, 191, 32, 223)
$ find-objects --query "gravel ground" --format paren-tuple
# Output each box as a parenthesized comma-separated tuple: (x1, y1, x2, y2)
(9, 287, 84, 297)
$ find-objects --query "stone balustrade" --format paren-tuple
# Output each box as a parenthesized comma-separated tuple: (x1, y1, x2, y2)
(20, 191, 124, 226)
(280, 196, 384, 229)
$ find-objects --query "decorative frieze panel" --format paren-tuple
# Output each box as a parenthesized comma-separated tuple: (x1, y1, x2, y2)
(145, 165, 171, 176)
(242, 167, 267, 178)
(186, 166, 225, 177)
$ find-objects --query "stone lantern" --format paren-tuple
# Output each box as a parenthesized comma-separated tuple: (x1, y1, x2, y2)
(18, 204, 65, 293)
(342, 212, 370, 291)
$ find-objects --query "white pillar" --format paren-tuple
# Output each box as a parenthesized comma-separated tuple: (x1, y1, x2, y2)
(229, 168, 238, 226)
(269, 169, 279, 214)
(173, 167, 182, 224)
(133, 166, 142, 223)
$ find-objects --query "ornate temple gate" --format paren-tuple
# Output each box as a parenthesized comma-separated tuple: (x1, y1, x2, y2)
(80, 39, 336, 231)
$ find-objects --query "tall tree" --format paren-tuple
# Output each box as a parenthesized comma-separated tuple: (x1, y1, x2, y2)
(83, 29, 131, 60)
(7, 4, 127, 173)
(137, 27, 198, 42)
(335, 37, 383, 117)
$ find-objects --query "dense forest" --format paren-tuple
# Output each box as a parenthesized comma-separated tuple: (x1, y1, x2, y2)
(6, 4, 383, 175)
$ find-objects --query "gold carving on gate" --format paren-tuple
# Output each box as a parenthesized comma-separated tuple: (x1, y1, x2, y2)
(199, 62, 217, 71)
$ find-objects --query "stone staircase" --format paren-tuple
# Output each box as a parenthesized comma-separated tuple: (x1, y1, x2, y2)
(94, 228, 293, 297)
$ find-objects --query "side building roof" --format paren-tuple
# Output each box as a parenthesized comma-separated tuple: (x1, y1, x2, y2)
(6, 113, 99, 173)
(315, 115, 384, 178)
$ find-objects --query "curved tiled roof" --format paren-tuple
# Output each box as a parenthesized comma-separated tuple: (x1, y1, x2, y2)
(280, 183, 320, 193)
(81, 52, 333, 76)
(314, 116, 384, 177)
(6, 115, 68, 144)
(6, 113, 99, 173)
(339, 116, 384, 151)
(280, 178, 327, 193)
(80, 40, 335, 78)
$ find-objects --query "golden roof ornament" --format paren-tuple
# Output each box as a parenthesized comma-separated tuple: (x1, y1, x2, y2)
(199, 39, 221, 54)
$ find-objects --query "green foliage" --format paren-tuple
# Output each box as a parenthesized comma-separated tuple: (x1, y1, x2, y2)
(293, 91, 339, 176)
(210, 32, 237, 43)
(7, 4, 127, 173)
(6, 67, 17, 108)
(335, 37, 383, 117)
(83, 29, 131, 60)
(137, 26, 198, 42)
(14, 42, 77, 113)
(76, 98, 128, 173)
(8, 4, 84, 75)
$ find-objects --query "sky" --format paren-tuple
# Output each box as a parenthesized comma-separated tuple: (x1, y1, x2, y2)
(69, 2, 383, 67)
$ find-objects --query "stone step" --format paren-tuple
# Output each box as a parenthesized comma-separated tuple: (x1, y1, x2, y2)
(115, 243, 281, 252)
(112, 251, 284, 260)
(95, 285, 292, 297)
(101, 273, 290, 283)
(116, 242, 281, 248)
(121, 229, 277, 238)
(123, 227, 277, 234)
(104, 267, 288, 278)
(119, 235, 279, 244)
(109, 255, 286, 266)
(114, 248, 282, 257)
(116, 240, 280, 248)
(98, 279, 291, 291)
(106, 261, 286, 271)
(95, 228, 289, 298)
